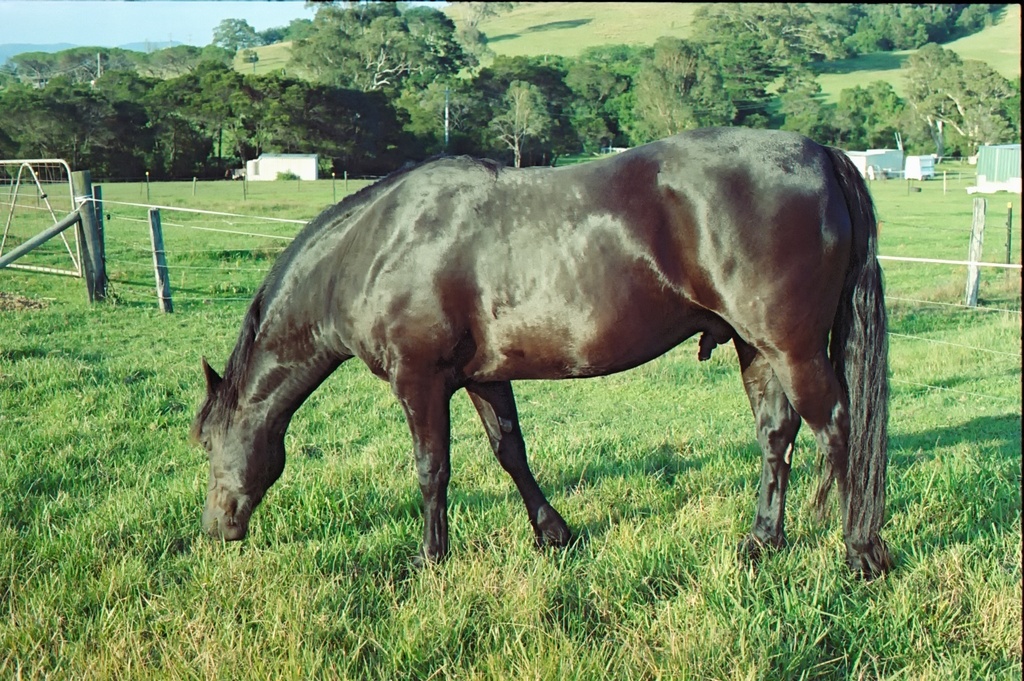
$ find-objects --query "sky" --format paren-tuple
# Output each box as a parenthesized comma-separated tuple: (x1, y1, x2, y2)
(0, 1, 322, 48)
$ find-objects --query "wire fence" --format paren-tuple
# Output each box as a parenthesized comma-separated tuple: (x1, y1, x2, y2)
(3, 183, 1019, 410)
(72, 195, 1020, 410)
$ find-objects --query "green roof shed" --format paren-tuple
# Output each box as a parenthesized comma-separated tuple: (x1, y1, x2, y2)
(974, 144, 1021, 193)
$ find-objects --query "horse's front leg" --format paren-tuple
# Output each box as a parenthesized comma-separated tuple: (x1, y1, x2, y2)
(392, 367, 453, 564)
(465, 380, 571, 549)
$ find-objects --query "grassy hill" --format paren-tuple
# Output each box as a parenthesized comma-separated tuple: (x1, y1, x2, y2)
(232, 40, 293, 76)
(444, 2, 699, 57)
(815, 4, 1020, 103)
(241, 3, 1020, 103)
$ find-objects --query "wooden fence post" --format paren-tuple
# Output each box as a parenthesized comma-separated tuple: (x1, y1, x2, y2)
(1006, 203, 1014, 265)
(71, 170, 107, 303)
(964, 198, 986, 307)
(147, 208, 174, 313)
(93, 183, 106, 285)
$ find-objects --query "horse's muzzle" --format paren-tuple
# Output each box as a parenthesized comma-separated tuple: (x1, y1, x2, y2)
(202, 502, 249, 541)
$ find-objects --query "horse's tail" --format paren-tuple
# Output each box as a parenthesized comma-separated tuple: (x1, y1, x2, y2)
(818, 147, 889, 546)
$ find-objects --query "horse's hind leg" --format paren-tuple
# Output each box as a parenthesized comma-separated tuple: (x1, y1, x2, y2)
(768, 349, 891, 577)
(734, 339, 802, 564)
(465, 380, 571, 549)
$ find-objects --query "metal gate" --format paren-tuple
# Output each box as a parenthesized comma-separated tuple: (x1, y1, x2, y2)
(0, 158, 81, 276)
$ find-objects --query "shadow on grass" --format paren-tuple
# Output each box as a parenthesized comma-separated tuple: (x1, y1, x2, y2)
(814, 51, 908, 75)
(888, 413, 1021, 557)
(488, 18, 591, 43)
(260, 440, 706, 569)
(890, 412, 1020, 468)
(0, 345, 105, 364)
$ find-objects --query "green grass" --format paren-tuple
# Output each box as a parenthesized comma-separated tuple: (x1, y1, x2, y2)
(232, 41, 295, 77)
(944, 5, 1022, 79)
(1, 174, 1020, 678)
(447, 2, 699, 58)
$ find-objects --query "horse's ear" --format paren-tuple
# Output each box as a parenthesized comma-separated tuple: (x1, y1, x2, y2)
(201, 356, 222, 396)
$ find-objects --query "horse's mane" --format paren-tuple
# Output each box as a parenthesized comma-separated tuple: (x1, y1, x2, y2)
(200, 154, 503, 420)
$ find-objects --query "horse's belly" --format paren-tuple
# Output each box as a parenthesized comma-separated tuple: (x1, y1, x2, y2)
(465, 288, 715, 381)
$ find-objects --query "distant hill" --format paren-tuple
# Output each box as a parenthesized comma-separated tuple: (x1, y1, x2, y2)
(117, 41, 183, 53)
(0, 43, 76, 63)
(0, 41, 185, 65)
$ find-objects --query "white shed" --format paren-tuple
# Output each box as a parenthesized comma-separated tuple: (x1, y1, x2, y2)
(842, 149, 905, 179)
(904, 155, 936, 181)
(245, 154, 319, 182)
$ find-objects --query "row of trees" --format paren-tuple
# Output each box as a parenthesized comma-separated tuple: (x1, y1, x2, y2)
(0, 3, 1017, 179)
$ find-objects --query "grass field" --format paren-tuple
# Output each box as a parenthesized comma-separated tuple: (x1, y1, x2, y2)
(1, 169, 1021, 678)
(446, 2, 699, 58)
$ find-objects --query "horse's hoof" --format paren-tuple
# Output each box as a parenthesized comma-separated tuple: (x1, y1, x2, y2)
(413, 543, 448, 569)
(534, 504, 571, 548)
(737, 533, 785, 566)
(846, 538, 893, 580)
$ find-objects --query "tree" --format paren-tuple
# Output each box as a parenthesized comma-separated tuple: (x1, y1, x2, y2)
(467, 55, 577, 162)
(451, 2, 517, 60)
(396, 79, 477, 156)
(778, 70, 837, 144)
(150, 61, 241, 174)
(213, 18, 261, 53)
(565, 55, 633, 152)
(903, 43, 1016, 156)
(630, 38, 735, 144)
(1005, 76, 1021, 141)
(490, 81, 551, 168)
(290, 4, 470, 93)
(845, 4, 999, 53)
(690, 4, 849, 127)
(834, 81, 904, 149)
(143, 45, 231, 77)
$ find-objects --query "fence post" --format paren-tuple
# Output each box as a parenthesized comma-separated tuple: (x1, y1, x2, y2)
(71, 170, 107, 303)
(964, 198, 986, 307)
(93, 184, 106, 288)
(147, 208, 174, 313)
(1006, 203, 1014, 266)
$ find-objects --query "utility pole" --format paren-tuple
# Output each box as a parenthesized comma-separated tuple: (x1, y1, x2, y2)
(442, 85, 450, 151)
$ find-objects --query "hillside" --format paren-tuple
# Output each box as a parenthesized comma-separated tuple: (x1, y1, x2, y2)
(443, 2, 699, 57)
(815, 4, 1020, 103)
(240, 3, 1019, 104)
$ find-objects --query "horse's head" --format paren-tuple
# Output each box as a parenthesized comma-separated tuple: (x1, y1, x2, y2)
(191, 357, 285, 541)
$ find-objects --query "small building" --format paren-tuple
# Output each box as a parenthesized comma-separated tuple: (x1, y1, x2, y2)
(842, 149, 905, 180)
(968, 144, 1021, 194)
(904, 155, 935, 181)
(245, 154, 319, 182)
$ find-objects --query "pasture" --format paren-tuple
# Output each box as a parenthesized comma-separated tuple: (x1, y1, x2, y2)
(0, 167, 1021, 678)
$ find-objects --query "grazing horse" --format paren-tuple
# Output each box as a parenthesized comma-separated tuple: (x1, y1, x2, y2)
(191, 127, 892, 578)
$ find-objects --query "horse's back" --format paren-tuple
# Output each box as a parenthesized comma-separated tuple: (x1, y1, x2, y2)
(289, 129, 855, 382)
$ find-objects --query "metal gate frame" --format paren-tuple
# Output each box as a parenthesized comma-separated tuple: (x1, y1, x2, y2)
(0, 158, 81, 277)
